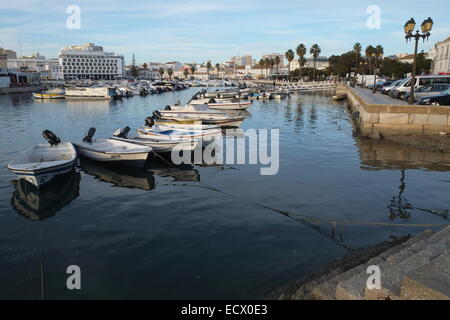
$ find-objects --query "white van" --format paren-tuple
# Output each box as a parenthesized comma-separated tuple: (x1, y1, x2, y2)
(390, 75, 450, 99)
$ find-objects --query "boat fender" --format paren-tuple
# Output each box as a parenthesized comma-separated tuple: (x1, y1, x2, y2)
(145, 117, 154, 127)
(83, 127, 96, 144)
(42, 130, 61, 146)
(164, 105, 172, 110)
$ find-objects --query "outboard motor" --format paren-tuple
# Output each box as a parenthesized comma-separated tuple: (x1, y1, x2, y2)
(209, 98, 216, 103)
(83, 127, 96, 143)
(152, 110, 162, 120)
(145, 117, 155, 127)
(164, 105, 172, 110)
(113, 126, 130, 139)
(42, 130, 61, 146)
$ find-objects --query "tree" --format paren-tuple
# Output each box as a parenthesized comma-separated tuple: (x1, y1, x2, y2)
(296, 43, 307, 79)
(365, 45, 375, 75)
(158, 67, 165, 80)
(310, 44, 321, 80)
(183, 69, 189, 79)
(274, 56, 281, 74)
(285, 49, 295, 79)
(269, 58, 275, 75)
(142, 62, 148, 69)
(206, 61, 212, 76)
(353, 43, 362, 74)
(167, 68, 173, 80)
(215, 63, 220, 76)
(190, 65, 196, 76)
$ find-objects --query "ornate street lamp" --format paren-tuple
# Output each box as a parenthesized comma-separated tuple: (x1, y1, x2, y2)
(371, 50, 383, 93)
(404, 17, 433, 104)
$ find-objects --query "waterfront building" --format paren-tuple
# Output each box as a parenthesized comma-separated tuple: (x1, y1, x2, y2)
(45, 58, 63, 80)
(58, 43, 125, 80)
(397, 54, 415, 64)
(7, 53, 47, 72)
(0, 47, 17, 59)
(289, 56, 329, 71)
(165, 61, 182, 71)
(0, 54, 7, 69)
(432, 37, 450, 74)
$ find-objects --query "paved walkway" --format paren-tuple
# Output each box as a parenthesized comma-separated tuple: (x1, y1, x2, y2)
(351, 86, 409, 105)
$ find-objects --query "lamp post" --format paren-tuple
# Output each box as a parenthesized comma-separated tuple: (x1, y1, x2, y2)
(404, 17, 433, 104)
(371, 50, 383, 93)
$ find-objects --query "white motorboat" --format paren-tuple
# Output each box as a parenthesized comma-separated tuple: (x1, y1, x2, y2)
(7, 130, 78, 188)
(137, 126, 221, 146)
(73, 127, 151, 166)
(207, 101, 251, 110)
(153, 110, 245, 128)
(111, 127, 199, 152)
(160, 104, 223, 117)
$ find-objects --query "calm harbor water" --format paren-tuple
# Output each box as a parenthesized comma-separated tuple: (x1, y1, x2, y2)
(1, 88, 449, 299)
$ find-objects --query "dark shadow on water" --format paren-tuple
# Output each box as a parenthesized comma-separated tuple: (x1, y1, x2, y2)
(10, 169, 81, 221)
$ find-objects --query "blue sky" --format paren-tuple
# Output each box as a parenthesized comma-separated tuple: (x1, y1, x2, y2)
(1, 0, 449, 65)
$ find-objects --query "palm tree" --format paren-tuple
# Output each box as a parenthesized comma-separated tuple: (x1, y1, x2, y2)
(274, 56, 281, 74)
(353, 42, 362, 74)
(285, 49, 295, 79)
(190, 65, 196, 76)
(183, 69, 189, 79)
(310, 44, 321, 80)
(264, 58, 270, 75)
(142, 62, 148, 69)
(269, 58, 275, 75)
(296, 43, 306, 79)
(158, 67, 165, 80)
(365, 45, 375, 75)
(215, 63, 220, 76)
(167, 68, 173, 80)
(206, 61, 212, 77)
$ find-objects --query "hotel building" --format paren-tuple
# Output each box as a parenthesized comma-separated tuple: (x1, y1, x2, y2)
(59, 43, 125, 80)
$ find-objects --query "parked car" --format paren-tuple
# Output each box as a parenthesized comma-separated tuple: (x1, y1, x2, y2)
(403, 83, 450, 101)
(375, 80, 393, 91)
(381, 79, 405, 95)
(390, 74, 450, 100)
(417, 89, 450, 106)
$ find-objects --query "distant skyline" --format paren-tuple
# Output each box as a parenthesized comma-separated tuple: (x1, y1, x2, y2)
(1, 0, 449, 65)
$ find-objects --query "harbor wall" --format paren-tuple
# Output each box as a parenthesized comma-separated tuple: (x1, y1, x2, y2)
(0, 86, 44, 95)
(342, 85, 450, 137)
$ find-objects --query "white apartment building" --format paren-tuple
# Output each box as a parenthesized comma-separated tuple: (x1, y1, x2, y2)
(165, 61, 182, 71)
(59, 43, 125, 80)
(289, 56, 329, 71)
(45, 58, 63, 80)
(7, 52, 47, 72)
(432, 37, 450, 74)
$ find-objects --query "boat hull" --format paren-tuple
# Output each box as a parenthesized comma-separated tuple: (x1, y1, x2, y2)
(111, 136, 199, 152)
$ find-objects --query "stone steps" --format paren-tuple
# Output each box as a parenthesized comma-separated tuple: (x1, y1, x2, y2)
(400, 251, 450, 300)
(310, 229, 435, 300)
(336, 226, 450, 300)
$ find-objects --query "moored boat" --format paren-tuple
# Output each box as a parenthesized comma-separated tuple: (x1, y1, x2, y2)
(73, 127, 151, 166)
(7, 130, 77, 188)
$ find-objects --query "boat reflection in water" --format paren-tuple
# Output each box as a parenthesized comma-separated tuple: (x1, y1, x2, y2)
(80, 157, 200, 189)
(79, 158, 156, 190)
(11, 169, 81, 221)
